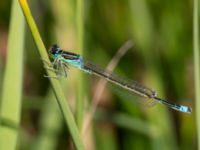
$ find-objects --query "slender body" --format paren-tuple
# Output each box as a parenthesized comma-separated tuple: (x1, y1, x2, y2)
(48, 44, 192, 113)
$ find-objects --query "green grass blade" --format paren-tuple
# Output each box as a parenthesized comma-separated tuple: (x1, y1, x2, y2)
(128, 0, 178, 149)
(32, 89, 62, 150)
(193, 0, 200, 148)
(76, 0, 85, 129)
(18, 0, 84, 149)
(0, 0, 25, 149)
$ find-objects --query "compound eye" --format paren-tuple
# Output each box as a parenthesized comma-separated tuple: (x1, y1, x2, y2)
(50, 44, 60, 55)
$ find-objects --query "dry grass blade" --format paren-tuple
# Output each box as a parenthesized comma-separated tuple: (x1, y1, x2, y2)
(82, 40, 134, 135)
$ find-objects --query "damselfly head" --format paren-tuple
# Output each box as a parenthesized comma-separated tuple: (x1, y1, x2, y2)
(49, 44, 61, 54)
(49, 44, 63, 59)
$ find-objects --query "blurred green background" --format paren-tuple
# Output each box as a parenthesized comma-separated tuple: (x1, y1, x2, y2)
(0, 0, 197, 150)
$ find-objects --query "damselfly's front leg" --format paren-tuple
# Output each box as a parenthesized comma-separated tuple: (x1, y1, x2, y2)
(41, 58, 69, 78)
(41, 58, 61, 78)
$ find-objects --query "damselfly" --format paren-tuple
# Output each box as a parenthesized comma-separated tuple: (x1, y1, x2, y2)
(44, 44, 192, 113)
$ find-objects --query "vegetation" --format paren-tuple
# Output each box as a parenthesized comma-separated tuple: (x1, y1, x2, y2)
(0, 0, 197, 150)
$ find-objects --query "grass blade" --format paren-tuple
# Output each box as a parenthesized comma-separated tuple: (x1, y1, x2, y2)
(76, 0, 85, 129)
(193, 0, 200, 148)
(32, 89, 62, 150)
(18, 0, 84, 149)
(0, 0, 25, 149)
